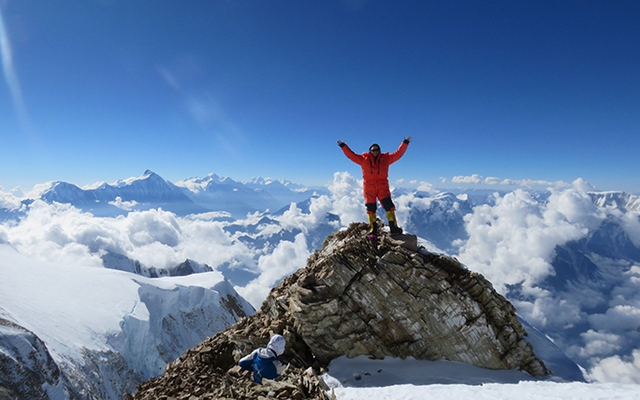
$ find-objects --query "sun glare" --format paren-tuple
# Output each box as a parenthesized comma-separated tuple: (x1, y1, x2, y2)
(0, 7, 29, 128)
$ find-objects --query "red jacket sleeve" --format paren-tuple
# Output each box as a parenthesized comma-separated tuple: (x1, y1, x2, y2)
(340, 144, 366, 166)
(386, 140, 409, 164)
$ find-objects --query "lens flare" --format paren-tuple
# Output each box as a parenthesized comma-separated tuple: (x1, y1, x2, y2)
(0, 7, 29, 128)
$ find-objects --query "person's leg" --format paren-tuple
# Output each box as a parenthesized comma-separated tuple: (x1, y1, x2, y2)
(365, 202, 377, 234)
(380, 186, 402, 234)
(364, 181, 378, 234)
(380, 196, 395, 212)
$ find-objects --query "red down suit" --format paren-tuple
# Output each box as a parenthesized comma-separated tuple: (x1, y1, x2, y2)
(340, 140, 409, 213)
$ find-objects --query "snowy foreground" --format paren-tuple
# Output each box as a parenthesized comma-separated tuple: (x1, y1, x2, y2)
(322, 356, 640, 399)
(0, 242, 254, 397)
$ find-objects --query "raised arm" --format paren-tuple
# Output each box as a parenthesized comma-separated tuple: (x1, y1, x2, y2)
(387, 136, 411, 164)
(338, 140, 364, 165)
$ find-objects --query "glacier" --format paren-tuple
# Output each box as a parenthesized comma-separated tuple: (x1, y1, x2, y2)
(0, 242, 254, 399)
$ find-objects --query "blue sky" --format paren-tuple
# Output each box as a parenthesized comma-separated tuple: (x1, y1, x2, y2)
(1, 0, 639, 193)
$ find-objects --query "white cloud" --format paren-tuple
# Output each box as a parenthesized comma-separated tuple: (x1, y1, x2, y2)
(609, 266, 640, 307)
(457, 186, 605, 331)
(429, 173, 568, 188)
(484, 177, 500, 185)
(415, 181, 438, 194)
(124, 209, 182, 247)
(5, 201, 113, 266)
(327, 172, 364, 226)
(0, 190, 22, 210)
(277, 196, 334, 234)
(186, 211, 233, 220)
(589, 349, 640, 384)
(1, 178, 358, 310)
(589, 305, 640, 332)
(2, 200, 256, 271)
(157, 66, 181, 91)
(237, 233, 310, 308)
(572, 177, 596, 192)
(459, 189, 588, 293)
(621, 212, 640, 247)
(452, 174, 482, 184)
(454, 183, 640, 383)
(512, 295, 582, 331)
(108, 196, 138, 210)
(575, 330, 624, 360)
(498, 178, 557, 188)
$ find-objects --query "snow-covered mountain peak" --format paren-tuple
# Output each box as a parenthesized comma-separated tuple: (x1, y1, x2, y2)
(24, 181, 61, 198)
(82, 171, 163, 191)
(175, 173, 237, 192)
(247, 176, 283, 186)
(590, 191, 640, 213)
(3, 170, 326, 220)
(82, 181, 108, 190)
(115, 170, 164, 187)
(247, 176, 305, 190)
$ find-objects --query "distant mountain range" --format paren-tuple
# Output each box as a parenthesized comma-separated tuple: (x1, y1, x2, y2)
(16, 170, 327, 218)
(4, 170, 639, 223)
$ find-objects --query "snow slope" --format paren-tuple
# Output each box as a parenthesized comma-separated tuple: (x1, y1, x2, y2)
(0, 242, 254, 398)
(322, 355, 640, 399)
(323, 338, 639, 399)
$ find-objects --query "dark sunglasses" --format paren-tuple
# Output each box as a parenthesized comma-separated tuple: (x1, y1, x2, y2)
(370, 148, 380, 152)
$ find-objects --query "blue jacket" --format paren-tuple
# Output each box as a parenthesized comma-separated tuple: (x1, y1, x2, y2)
(238, 348, 285, 384)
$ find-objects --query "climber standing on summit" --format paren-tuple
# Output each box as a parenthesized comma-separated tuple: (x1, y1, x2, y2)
(337, 136, 411, 235)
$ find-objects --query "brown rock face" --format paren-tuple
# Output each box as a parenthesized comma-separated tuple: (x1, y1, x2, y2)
(131, 222, 547, 399)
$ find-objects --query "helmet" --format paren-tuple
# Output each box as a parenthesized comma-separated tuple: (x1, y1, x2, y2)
(369, 143, 380, 152)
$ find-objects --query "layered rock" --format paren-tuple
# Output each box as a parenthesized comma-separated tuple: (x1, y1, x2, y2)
(131, 222, 547, 399)
(278, 224, 547, 374)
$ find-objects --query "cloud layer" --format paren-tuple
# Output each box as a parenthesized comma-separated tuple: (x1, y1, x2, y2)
(2, 173, 640, 382)
(454, 181, 640, 383)
(458, 185, 603, 294)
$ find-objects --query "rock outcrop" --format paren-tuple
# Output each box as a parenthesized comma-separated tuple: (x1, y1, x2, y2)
(131, 222, 548, 399)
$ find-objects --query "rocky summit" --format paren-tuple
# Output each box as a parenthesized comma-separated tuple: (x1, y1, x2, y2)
(131, 222, 548, 399)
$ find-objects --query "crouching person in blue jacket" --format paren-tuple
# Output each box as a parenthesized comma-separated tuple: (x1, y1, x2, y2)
(238, 334, 286, 384)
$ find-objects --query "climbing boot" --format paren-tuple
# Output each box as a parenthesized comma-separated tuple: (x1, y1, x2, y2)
(386, 210, 403, 235)
(367, 213, 377, 235)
